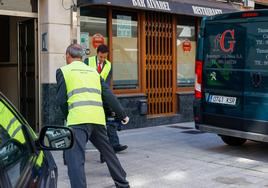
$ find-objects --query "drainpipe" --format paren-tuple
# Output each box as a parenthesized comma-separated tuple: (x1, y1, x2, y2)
(71, 4, 78, 44)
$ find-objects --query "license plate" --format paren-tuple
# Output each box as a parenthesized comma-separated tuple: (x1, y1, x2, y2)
(209, 95, 236, 105)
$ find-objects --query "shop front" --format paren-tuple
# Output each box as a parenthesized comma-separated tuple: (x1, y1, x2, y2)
(75, 0, 238, 128)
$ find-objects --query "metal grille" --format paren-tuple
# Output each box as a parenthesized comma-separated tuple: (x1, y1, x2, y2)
(145, 12, 175, 115)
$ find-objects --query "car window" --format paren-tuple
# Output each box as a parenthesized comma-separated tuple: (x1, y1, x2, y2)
(0, 100, 31, 188)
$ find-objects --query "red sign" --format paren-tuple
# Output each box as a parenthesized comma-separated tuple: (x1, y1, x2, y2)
(92, 33, 104, 49)
(182, 39, 191, 52)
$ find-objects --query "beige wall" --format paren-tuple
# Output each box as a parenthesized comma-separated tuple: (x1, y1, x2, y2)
(39, 0, 79, 84)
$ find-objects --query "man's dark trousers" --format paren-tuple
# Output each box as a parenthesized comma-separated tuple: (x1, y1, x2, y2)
(106, 119, 120, 146)
(64, 123, 129, 188)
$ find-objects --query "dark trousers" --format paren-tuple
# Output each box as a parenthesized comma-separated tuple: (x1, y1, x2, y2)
(106, 120, 120, 146)
(64, 123, 129, 188)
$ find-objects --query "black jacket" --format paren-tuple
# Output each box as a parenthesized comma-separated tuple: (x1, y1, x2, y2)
(56, 68, 127, 123)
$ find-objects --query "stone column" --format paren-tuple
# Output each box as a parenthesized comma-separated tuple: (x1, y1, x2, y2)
(39, 0, 79, 126)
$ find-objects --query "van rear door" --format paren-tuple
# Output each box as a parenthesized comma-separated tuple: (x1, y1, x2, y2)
(202, 12, 268, 134)
(243, 19, 268, 123)
(203, 19, 246, 122)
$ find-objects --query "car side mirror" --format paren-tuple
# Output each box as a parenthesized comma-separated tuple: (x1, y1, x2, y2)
(38, 126, 74, 150)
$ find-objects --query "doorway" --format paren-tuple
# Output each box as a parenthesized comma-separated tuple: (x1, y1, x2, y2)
(18, 18, 38, 131)
(0, 15, 38, 131)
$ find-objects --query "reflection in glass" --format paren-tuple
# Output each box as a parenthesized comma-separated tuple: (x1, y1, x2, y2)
(0, 100, 32, 187)
(112, 11, 139, 89)
(80, 7, 107, 57)
(177, 17, 196, 87)
(0, 140, 24, 187)
(0, 101, 26, 144)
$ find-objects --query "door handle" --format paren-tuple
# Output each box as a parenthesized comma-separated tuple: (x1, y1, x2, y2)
(251, 72, 262, 88)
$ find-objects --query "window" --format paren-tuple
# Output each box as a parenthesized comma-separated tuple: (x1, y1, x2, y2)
(80, 7, 108, 57)
(177, 16, 196, 87)
(0, 0, 37, 12)
(112, 10, 139, 90)
(0, 101, 30, 187)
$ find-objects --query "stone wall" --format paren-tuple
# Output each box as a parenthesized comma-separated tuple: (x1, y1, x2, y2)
(42, 86, 194, 128)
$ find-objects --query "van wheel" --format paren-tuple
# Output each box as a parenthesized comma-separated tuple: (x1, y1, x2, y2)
(219, 135, 247, 146)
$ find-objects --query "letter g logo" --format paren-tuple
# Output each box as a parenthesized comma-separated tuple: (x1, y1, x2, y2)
(220, 29, 235, 53)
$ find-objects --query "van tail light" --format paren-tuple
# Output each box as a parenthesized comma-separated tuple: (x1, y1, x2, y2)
(242, 12, 259, 18)
(195, 60, 203, 99)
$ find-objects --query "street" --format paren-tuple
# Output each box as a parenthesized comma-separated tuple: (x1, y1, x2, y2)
(53, 122, 268, 188)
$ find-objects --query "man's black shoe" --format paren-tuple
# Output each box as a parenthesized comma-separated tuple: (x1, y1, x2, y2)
(113, 145, 128, 153)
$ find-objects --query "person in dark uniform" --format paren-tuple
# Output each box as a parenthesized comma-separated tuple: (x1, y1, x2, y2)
(85, 44, 128, 154)
(56, 43, 130, 188)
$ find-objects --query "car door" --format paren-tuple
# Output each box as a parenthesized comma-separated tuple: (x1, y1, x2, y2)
(0, 93, 51, 188)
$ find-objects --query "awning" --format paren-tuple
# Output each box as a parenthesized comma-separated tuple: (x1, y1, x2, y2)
(78, 0, 239, 17)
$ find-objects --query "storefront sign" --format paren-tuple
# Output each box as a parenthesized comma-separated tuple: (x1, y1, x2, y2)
(132, 0, 171, 11)
(182, 40, 191, 52)
(91, 33, 104, 49)
(117, 15, 132, 37)
(79, 0, 236, 17)
(192, 6, 223, 16)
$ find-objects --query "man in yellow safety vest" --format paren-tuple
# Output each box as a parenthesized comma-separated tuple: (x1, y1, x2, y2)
(56, 43, 130, 188)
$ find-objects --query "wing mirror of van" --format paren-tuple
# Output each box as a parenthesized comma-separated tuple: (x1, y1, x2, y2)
(38, 126, 74, 150)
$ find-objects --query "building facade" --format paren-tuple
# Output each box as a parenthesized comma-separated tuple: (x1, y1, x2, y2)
(0, 0, 240, 132)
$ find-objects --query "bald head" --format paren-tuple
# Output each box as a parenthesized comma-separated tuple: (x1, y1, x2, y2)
(66, 44, 84, 64)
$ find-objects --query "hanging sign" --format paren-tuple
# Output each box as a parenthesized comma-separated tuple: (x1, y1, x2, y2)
(182, 39, 192, 52)
(80, 32, 89, 50)
(91, 33, 104, 49)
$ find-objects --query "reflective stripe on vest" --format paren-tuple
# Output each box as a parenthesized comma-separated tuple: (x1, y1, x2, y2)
(67, 87, 101, 98)
(0, 102, 26, 144)
(60, 61, 105, 126)
(68, 100, 103, 110)
(88, 56, 111, 81)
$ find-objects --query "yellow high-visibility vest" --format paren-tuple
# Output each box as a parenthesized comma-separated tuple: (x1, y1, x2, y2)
(87, 56, 111, 81)
(60, 61, 105, 126)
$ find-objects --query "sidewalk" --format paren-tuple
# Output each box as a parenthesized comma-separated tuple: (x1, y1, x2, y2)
(53, 122, 268, 188)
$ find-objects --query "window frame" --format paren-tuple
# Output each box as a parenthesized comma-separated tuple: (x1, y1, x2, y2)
(108, 7, 142, 94)
(80, 6, 143, 94)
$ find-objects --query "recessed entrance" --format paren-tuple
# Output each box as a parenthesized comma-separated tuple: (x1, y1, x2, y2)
(0, 15, 38, 131)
